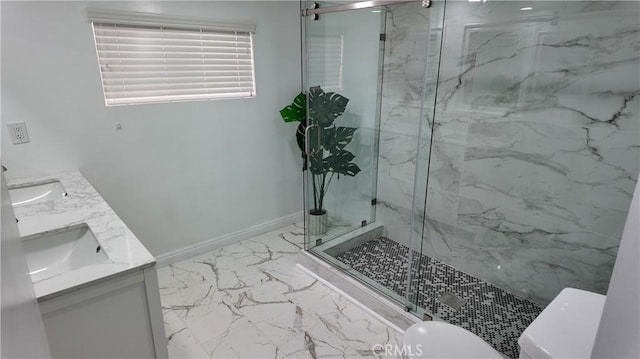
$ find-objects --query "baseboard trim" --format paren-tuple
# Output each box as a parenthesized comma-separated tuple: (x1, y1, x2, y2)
(156, 211, 303, 267)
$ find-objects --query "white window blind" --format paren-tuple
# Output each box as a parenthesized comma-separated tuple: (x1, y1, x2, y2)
(88, 10, 256, 106)
(307, 35, 344, 91)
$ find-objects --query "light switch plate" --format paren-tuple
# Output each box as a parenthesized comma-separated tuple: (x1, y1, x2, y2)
(7, 122, 30, 144)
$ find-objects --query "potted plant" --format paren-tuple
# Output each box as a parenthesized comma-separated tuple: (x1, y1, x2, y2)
(280, 87, 361, 235)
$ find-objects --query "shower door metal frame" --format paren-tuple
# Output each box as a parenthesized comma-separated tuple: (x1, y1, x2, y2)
(303, 0, 431, 18)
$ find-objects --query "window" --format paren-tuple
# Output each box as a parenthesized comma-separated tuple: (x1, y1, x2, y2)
(87, 10, 256, 106)
(306, 35, 344, 91)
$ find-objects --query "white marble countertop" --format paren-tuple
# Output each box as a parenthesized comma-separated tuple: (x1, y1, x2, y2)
(9, 171, 155, 301)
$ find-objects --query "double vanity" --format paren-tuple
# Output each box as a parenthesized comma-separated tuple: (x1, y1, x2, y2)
(9, 172, 167, 359)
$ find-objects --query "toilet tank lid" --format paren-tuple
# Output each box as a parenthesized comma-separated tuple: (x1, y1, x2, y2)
(518, 288, 606, 359)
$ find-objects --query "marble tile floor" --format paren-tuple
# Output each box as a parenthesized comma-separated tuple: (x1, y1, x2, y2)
(157, 223, 403, 359)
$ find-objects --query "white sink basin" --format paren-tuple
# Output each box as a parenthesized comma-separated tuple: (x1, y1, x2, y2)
(9, 180, 67, 207)
(22, 224, 110, 283)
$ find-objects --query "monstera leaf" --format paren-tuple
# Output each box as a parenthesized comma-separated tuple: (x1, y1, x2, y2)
(296, 121, 308, 170)
(322, 126, 357, 154)
(324, 150, 361, 177)
(280, 93, 306, 123)
(308, 88, 349, 128)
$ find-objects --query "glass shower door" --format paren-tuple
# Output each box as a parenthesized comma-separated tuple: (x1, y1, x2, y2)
(402, 0, 446, 315)
(302, 2, 385, 251)
(300, 0, 448, 316)
(407, 1, 639, 357)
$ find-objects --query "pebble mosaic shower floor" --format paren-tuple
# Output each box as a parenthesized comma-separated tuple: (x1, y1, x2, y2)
(334, 236, 544, 359)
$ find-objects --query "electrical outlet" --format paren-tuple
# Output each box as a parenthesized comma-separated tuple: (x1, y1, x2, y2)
(7, 122, 30, 144)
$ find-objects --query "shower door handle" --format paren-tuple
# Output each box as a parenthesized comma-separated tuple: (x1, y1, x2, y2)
(304, 124, 321, 157)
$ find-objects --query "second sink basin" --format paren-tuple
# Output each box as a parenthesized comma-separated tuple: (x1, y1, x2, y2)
(22, 224, 110, 283)
(9, 180, 67, 207)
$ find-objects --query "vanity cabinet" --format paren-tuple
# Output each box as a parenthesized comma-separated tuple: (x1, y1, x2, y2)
(38, 266, 168, 359)
(9, 172, 166, 358)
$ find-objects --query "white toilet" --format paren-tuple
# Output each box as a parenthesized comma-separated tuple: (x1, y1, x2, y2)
(518, 288, 606, 359)
(402, 288, 606, 359)
(402, 321, 502, 358)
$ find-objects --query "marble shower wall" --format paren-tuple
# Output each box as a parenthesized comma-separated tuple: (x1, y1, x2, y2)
(377, 1, 640, 306)
(427, 1, 639, 305)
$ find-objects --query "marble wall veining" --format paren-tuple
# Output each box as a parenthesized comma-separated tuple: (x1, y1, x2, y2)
(377, 1, 640, 305)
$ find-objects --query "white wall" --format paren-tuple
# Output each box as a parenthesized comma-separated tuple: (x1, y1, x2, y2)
(1, 1, 302, 256)
(591, 179, 640, 358)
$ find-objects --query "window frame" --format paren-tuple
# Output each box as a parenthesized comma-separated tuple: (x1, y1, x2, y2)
(86, 9, 257, 106)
